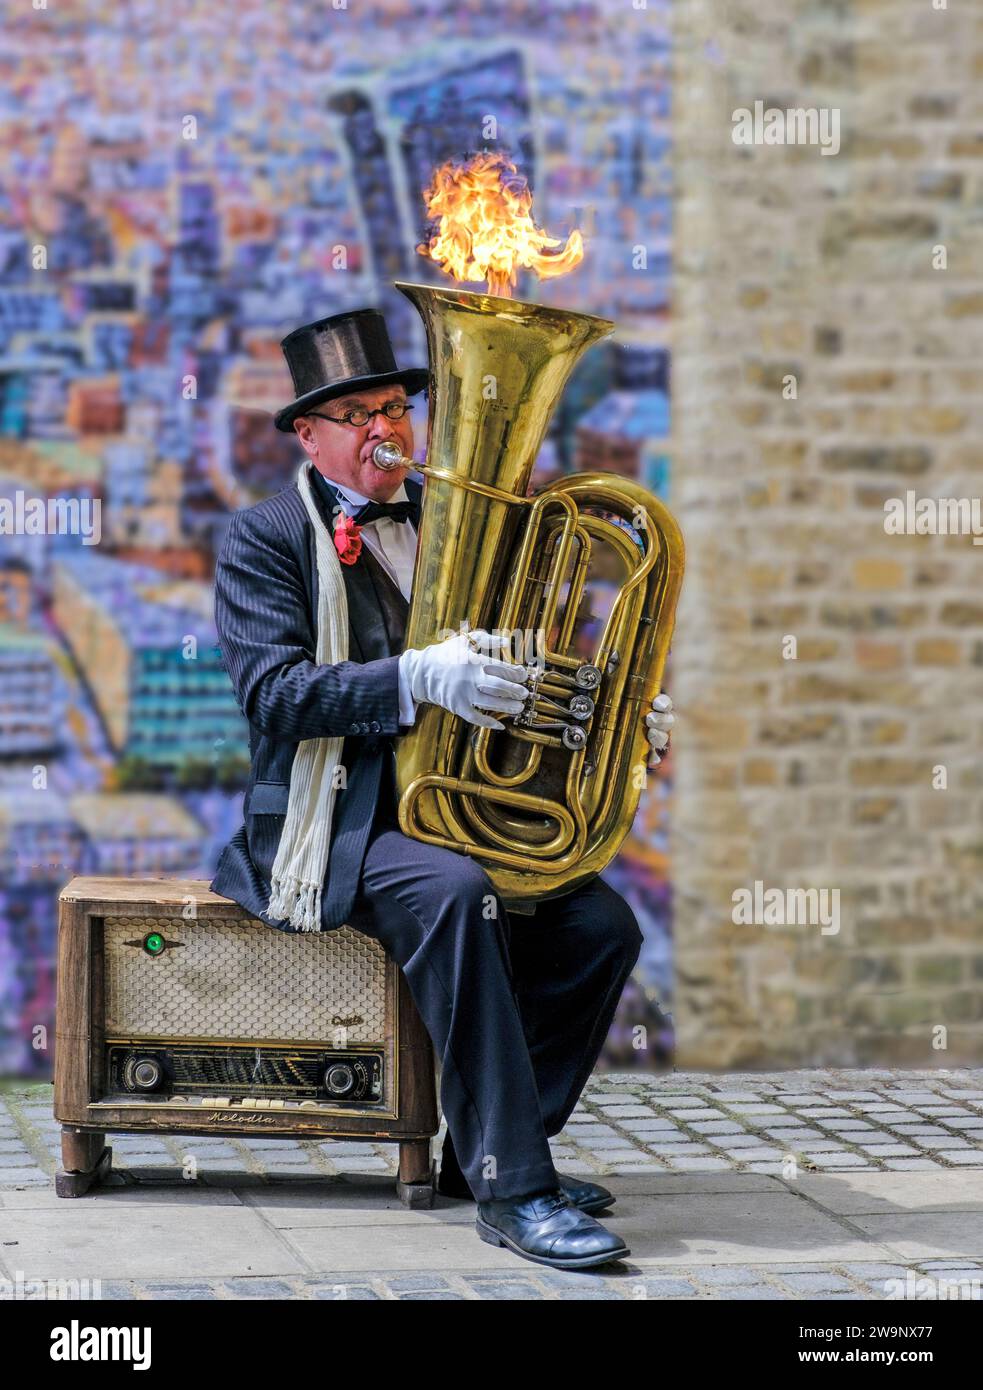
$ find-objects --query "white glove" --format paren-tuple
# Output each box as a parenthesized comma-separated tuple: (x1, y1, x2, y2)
(645, 692, 674, 767)
(399, 629, 531, 730)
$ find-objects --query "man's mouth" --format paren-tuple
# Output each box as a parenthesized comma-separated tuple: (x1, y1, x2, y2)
(363, 440, 402, 466)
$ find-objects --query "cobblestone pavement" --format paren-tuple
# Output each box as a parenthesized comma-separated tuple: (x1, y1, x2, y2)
(2, 1068, 982, 1300)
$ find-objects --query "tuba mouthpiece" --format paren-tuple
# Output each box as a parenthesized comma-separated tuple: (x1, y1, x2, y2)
(372, 441, 406, 471)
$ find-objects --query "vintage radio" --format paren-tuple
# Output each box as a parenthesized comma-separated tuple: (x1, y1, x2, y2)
(54, 879, 438, 1205)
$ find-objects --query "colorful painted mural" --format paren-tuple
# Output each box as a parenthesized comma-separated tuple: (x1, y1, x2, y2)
(0, 0, 672, 1076)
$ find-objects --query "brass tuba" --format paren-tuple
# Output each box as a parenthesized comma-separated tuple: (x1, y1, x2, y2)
(373, 280, 684, 909)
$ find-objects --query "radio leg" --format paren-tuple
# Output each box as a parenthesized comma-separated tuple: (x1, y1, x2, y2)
(55, 1128, 114, 1198)
(396, 1139, 435, 1209)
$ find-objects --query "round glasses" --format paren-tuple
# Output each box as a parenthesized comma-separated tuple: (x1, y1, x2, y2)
(310, 401, 414, 427)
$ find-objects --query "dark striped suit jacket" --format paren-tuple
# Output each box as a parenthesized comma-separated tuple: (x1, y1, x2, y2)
(210, 471, 422, 932)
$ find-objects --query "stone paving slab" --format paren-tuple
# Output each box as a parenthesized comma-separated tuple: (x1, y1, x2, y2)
(848, 1214, 983, 1262)
(281, 1223, 532, 1275)
(0, 1184, 246, 1210)
(239, 1179, 478, 1229)
(0, 1204, 308, 1282)
(793, 1171, 983, 1215)
(604, 1191, 897, 1267)
(2, 1069, 982, 1299)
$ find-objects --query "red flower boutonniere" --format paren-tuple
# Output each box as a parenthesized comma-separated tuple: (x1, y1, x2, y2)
(333, 512, 363, 565)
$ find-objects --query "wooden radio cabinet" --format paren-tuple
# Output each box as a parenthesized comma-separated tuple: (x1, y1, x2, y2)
(54, 878, 438, 1205)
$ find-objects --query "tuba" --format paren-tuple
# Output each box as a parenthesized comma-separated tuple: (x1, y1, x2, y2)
(372, 280, 684, 910)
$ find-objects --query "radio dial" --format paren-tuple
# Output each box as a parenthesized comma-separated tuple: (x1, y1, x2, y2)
(324, 1062, 356, 1097)
(123, 1055, 164, 1092)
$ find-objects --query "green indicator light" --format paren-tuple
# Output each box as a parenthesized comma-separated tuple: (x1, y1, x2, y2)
(143, 933, 164, 956)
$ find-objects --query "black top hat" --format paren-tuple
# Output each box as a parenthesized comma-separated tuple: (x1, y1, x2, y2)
(273, 308, 428, 432)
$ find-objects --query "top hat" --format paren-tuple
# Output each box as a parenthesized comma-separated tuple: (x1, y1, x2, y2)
(273, 308, 428, 432)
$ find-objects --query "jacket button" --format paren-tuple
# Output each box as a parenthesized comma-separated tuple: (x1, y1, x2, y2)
(349, 723, 359, 733)
(360, 722, 370, 733)
(370, 720, 381, 733)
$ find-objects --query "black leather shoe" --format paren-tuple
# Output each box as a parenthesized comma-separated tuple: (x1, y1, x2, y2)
(556, 1173, 616, 1215)
(437, 1137, 615, 1215)
(439, 1159, 615, 1215)
(476, 1189, 629, 1270)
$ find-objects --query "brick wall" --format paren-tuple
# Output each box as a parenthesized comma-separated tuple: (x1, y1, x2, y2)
(670, 0, 983, 1066)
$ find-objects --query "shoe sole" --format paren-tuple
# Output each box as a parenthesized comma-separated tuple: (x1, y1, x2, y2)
(475, 1216, 629, 1270)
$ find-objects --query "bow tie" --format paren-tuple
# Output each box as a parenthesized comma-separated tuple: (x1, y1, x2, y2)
(353, 498, 418, 527)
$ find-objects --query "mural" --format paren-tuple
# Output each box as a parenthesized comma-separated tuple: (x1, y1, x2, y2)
(0, 0, 672, 1075)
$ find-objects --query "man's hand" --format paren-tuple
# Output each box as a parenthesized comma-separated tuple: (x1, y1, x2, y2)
(644, 692, 674, 769)
(399, 629, 531, 729)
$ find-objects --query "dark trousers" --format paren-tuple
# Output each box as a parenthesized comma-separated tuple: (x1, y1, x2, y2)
(348, 791, 643, 1203)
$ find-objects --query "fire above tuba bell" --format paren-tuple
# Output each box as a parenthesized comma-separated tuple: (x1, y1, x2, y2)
(389, 280, 684, 909)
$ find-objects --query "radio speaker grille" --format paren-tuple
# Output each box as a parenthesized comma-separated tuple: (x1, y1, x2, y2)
(103, 915, 388, 1043)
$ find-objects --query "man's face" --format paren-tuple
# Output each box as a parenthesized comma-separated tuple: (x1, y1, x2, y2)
(292, 383, 416, 501)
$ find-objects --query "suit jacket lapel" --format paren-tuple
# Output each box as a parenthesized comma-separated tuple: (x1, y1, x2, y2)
(303, 473, 371, 663)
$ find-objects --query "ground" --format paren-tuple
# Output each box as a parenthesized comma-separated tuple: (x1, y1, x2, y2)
(2, 1068, 982, 1300)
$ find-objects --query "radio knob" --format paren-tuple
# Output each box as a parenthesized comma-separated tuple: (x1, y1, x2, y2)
(323, 1062, 356, 1097)
(123, 1055, 163, 1092)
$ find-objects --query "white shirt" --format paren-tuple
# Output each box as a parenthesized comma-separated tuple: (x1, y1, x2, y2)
(331, 479, 419, 728)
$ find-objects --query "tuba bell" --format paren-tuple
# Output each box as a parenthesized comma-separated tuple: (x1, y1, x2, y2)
(373, 280, 684, 910)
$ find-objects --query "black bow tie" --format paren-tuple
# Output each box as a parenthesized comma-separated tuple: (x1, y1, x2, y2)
(353, 498, 418, 526)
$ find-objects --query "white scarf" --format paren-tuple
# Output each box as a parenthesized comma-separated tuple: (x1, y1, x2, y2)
(266, 461, 349, 932)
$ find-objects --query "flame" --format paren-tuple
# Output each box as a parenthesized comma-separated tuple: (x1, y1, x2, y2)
(417, 152, 583, 298)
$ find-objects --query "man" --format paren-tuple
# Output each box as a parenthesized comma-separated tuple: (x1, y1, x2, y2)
(212, 308, 675, 1270)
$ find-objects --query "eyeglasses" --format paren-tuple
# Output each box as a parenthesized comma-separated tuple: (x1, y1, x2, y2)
(308, 401, 415, 427)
